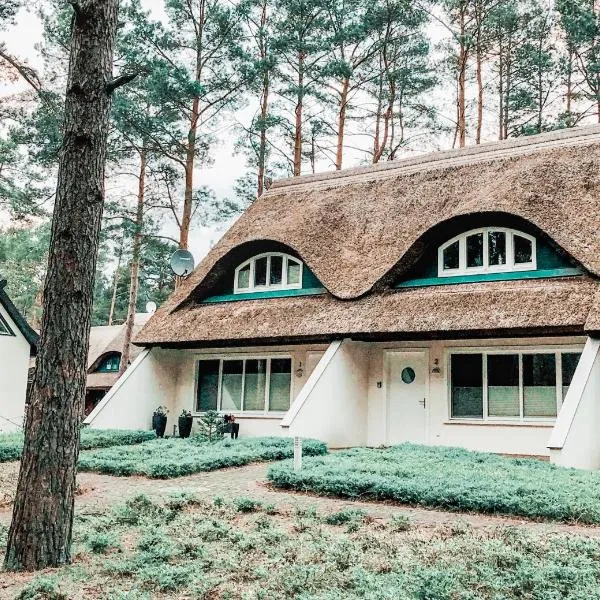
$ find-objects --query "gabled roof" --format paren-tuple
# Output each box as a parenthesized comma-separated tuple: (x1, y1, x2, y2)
(0, 280, 39, 352)
(137, 126, 600, 346)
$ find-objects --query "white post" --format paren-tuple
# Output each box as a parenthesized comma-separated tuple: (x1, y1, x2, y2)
(293, 436, 302, 472)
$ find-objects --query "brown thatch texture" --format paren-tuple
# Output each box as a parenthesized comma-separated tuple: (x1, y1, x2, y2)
(136, 277, 598, 346)
(86, 372, 118, 390)
(137, 127, 600, 345)
(585, 290, 600, 333)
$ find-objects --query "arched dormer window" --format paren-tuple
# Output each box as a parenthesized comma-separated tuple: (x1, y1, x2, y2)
(438, 228, 536, 277)
(234, 252, 303, 294)
(96, 353, 121, 373)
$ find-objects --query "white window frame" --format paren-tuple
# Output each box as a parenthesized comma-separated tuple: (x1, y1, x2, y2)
(194, 354, 293, 415)
(233, 252, 303, 294)
(438, 228, 536, 277)
(446, 346, 584, 423)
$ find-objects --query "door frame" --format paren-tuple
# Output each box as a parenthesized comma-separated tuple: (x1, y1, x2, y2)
(384, 349, 430, 445)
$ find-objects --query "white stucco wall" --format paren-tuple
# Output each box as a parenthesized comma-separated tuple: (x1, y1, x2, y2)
(0, 303, 32, 433)
(365, 336, 586, 456)
(171, 343, 328, 438)
(85, 348, 180, 431)
(282, 339, 370, 447)
(548, 337, 600, 469)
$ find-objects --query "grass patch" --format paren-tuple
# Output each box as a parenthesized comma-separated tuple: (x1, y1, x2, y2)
(78, 436, 328, 478)
(268, 443, 600, 524)
(0, 429, 156, 462)
(7, 495, 600, 599)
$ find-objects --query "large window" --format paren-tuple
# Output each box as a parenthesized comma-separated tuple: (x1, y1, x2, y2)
(450, 349, 581, 421)
(234, 253, 303, 294)
(195, 356, 292, 413)
(439, 228, 536, 277)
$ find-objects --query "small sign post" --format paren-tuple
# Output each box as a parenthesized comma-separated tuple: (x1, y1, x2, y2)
(293, 436, 302, 472)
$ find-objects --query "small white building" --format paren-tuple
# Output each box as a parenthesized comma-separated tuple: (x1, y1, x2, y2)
(86, 126, 600, 469)
(0, 279, 38, 433)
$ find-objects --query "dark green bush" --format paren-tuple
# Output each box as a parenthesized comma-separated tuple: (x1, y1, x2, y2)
(268, 443, 600, 524)
(0, 429, 155, 463)
(78, 436, 328, 478)
(15, 576, 67, 600)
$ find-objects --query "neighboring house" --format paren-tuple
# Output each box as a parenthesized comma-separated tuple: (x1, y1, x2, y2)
(0, 279, 38, 433)
(84, 313, 151, 415)
(86, 126, 600, 469)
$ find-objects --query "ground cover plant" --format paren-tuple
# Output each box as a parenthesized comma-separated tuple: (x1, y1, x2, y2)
(78, 436, 328, 478)
(6, 493, 600, 599)
(0, 429, 155, 463)
(268, 443, 600, 524)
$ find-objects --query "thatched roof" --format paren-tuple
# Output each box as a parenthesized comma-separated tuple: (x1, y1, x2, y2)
(137, 126, 600, 346)
(87, 313, 150, 389)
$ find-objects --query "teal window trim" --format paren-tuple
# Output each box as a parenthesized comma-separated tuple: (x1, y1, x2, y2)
(395, 268, 583, 289)
(201, 287, 326, 304)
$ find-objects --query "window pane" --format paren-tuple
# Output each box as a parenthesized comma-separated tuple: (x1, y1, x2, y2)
(466, 233, 484, 268)
(237, 264, 250, 289)
(451, 354, 483, 418)
(523, 354, 556, 417)
(244, 359, 267, 411)
(221, 360, 243, 411)
(0, 316, 11, 335)
(269, 358, 292, 411)
(514, 235, 533, 264)
(270, 256, 283, 285)
(487, 354, 519, 417)
(562, 352, 582, 400)
(488, 231, 506, 266)
(443, 241, 460, 270)
(287, 259, 301, 285)
(197, 360, 220, 412)
(254, 257, 267, 286)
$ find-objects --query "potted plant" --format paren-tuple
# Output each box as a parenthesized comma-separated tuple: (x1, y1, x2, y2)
(152, 406, 168, 438)
(178, 409, 194, 438)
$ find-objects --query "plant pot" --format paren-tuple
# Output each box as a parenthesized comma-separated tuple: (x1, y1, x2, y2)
(152, 414, 167, 438)
(178, 415, 193, 438)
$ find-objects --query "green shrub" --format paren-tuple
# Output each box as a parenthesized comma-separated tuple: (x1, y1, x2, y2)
(78, 436, 328, 478)
(390, 514, 411, 532)
(16, 576, 67, 600)
(0, 429, 155, 463)
(324, 507, 367, 526)
(234, 497, 262, 513)
(268, 443, 600, 524)
(84, 531, 119, 554)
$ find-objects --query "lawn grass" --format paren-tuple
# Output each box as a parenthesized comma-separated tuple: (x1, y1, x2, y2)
(78, 436, 328, 478)
(268, 443, 600, 524)
(0, 429, 156, 463)
(7, 493, 600, 599)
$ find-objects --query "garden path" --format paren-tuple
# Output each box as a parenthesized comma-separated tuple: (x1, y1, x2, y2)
(1, 461, 600, 537)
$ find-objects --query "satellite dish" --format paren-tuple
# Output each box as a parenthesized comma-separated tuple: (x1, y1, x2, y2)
(146, 301, 157, 314)
(170, 249, 195, 277)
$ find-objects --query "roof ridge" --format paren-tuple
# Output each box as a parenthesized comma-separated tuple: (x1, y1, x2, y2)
(268, 125, 600, 193)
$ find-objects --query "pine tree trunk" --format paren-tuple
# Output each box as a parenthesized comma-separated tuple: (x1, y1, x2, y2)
(458, 47, 467, 147)
(475, 39, 483, 144)
(118, 148, 146, 378)
(335, 77, 349, 170)
(293, 51, 305, 177)
(4, 0, 118, 571)
(257, 0, 269, 197)
(181, 95, 199, 251)
(108, 233, 124, 326)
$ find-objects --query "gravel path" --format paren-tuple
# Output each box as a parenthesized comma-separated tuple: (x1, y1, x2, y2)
(1, 461, 600, 537)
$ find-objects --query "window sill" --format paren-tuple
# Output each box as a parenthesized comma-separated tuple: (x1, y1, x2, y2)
(444, 420, 555, 428)
(192, 412, 287, 420)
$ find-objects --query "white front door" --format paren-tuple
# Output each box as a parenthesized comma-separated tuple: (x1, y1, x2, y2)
(386, 351, 428, 445)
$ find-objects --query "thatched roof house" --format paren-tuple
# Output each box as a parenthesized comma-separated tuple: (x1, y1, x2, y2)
(89, 126, 600, 470)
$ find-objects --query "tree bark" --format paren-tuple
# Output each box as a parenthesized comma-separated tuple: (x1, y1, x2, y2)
(256, 0, 269, 197)
(335, 77, 349, 170)
(118, 148, 146, 378)
(457, 14, 467, 148)
(108, 232, 124, 326)
(475, 31, 483, 144)
(4, 0, 118, 571)
(293, 51, 306, 177)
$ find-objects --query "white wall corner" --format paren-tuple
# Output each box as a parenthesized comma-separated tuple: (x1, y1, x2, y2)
(548, 337, 600, 469)
(281, 338, 369, 448)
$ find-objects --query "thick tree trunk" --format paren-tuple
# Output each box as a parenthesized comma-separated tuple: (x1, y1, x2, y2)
(335, 77, 349, 170)
(293, 51, 305, 177)
(108, 233, 124, 326)
(4, 0, 118, 572)
(118, 148, 146, 378)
